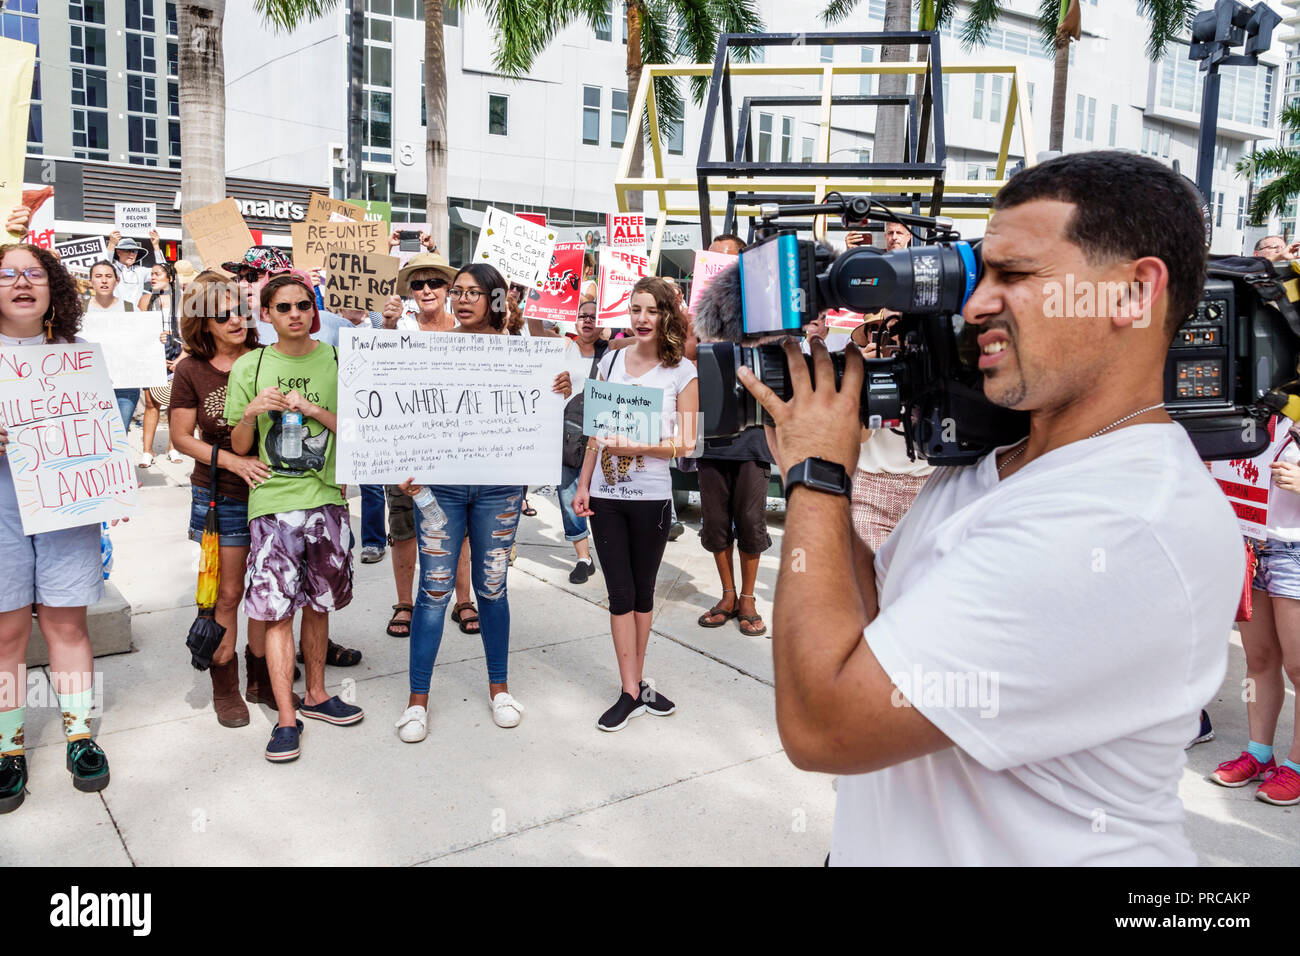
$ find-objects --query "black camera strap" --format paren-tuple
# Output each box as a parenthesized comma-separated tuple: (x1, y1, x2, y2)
(1208, 257, 1300, 339)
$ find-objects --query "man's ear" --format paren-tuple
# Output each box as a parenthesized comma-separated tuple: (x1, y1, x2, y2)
(1114, 256, 1169, 331)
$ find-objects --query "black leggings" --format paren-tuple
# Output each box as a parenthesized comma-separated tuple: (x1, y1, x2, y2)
(590, 497, 671, 615)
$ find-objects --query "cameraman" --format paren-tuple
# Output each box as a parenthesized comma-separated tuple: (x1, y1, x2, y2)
(738, 151, 1242, 865)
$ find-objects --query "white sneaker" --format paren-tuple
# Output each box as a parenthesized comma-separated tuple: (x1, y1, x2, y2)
(490, 692, 524, 728)
(138, 452, 154, 468)
(395, 705, 428, 742)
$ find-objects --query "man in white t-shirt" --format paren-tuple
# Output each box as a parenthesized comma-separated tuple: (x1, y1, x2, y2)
(737, 151, 1242, 865)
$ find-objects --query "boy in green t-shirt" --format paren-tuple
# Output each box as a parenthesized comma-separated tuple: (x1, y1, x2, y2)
(224, 269, 364, 763)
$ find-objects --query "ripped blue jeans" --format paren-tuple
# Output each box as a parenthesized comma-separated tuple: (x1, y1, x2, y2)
(409, 485, 524, 693)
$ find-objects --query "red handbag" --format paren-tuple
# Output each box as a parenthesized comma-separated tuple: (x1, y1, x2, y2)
(1236, 540, 1257, 623)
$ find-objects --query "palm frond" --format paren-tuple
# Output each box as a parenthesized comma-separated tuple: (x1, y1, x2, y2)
(1249, 167, 1300, 225)
(1237, 145, 1300, 181)
(918, 0, 959, 31)
(1035, 0, 1061, 51)
(960, 0, 1007, 51)
(821, 0, 862, 27)
(253, 0, 341, 32)
(640, 0, 684, 142)
(1135, 0, 1196, 61)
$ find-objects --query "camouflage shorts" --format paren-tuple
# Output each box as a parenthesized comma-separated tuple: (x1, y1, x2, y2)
(244, 504, 354, 622)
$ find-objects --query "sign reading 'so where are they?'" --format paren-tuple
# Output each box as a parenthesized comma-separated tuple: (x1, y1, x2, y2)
(472, 206, 557, 291)
(0, 343, 139, 534)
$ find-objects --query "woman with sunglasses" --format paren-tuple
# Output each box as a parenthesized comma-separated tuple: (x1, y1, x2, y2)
(168, 272, 276, 727)
(394, 263, 572, 741)
(0, 243, 115, 812)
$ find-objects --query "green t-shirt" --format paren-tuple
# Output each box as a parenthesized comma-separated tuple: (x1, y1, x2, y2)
(224, 342, 343, 521)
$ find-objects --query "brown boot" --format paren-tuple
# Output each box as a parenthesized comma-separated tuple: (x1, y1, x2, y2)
(210, 657, 250, 728)
(244, 647, 301, 710)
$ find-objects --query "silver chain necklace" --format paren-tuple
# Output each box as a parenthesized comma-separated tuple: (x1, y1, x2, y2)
(997, 402, 1166, 475)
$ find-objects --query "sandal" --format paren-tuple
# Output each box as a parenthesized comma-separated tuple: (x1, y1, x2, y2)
(296, 640, 363, 667)
(737, 593, 768, 638)
(386, 603, 413, 638)
(451, 601, 480, 634)
(698, 588, 738, 628)
(521, 503, 538, 517)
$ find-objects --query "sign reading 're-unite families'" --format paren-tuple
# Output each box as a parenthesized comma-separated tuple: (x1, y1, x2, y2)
(0, 343, 139, 534)
(472, 206, 558, 290)
(582, 378, 662, 446)
(292, 220, 386, 271)
(335, 329, 567, 486)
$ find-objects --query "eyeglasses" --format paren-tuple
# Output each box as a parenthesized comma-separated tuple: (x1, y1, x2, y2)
(447, 288, 484, 302)
(0, 267, 49, 286)
(409, 278, 447, 292)
(273, 300, 314, 314)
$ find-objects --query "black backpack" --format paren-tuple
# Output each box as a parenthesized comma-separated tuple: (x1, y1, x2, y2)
(562, 340, 609, 469)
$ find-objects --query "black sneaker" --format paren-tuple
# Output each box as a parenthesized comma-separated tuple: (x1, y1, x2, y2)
(66, 738, 110, 793)
(667, 521, 684, 541)
(597, 692, 645, 732)
(569, 559, 594, 584)
(1186, 709, 1215, 749)
(639, 680, 676, 716)
(0, 754, 28, 813)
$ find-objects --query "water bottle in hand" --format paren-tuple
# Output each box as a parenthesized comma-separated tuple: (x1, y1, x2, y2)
(412, 486, 447, 531)
(281, 410, 303, 459)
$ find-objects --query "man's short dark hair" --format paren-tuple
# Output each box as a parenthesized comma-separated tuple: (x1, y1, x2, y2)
(711, 233, 746, 252)
(993, 150, 1207, 338)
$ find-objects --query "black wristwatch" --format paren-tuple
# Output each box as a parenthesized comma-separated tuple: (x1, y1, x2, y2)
(784, 457, 851, 501)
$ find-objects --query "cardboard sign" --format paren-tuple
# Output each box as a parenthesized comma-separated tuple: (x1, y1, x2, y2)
(596, 247, 649, 327)
(54, 235, 108, 272)
(323, 249, 399, 314)
(582, 378, 662, 445)
(606, 213, 647, 256)
(20, 184, 54, 249)
(687, 250, 738, 313)
(305, 192, 366, 225)
(292, 220, 385, 271)
(1, 38, 37, 238)
(78, 311, 169, 388)
(1210, 415, 1294, 540)
(523, 241, 585, 325)
(472, 206, 558, 290)
(0, 342, 139, 534)
(336, 329, 567, 485)
(183, 198, 254, 273)
(114, 202, 156, 234)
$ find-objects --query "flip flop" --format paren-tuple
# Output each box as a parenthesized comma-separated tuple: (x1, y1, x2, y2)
(451, 601, 480, 634)
(386, 603, 413, 638)
(698, 589, 737, 628)
(521, 505, 538, 517)
(737, 614, 768, 638)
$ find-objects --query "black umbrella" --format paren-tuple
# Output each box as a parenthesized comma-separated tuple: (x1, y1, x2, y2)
(185, 446, 226, 670)
(185, 606, 225, 672)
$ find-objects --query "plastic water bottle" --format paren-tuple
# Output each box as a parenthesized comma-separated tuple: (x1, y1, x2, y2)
(412, 486, 447, 531)
(100, 523, 114, 580)
(281, 410, 303, 459)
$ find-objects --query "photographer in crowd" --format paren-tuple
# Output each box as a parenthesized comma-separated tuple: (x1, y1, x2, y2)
(738, 151, 1241, 865)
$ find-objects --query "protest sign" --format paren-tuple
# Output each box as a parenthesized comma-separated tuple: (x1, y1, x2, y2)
(582, 379, 662, 445)
(518, 212, 547, 227)
(54, 235, 108, 272)
(472, 206, 558, 290)
(20, 184, 54, 249)
(305, 192, 365, 225)
(0, 342, 139, 534)
(687, 250, 738, 312)
(323, 249, 399, 313)
(606, 213, 647, 256)
(183, 198, 254, 273)
(596, 247, 649, 327)
(523, 241, 585, 325)
(359, 200, 392, 235)
(824, 308, 866, 330)
(78, 311, 169, 388)
(292, 220, 385, 270)
(1210, 415, 1294, 541)
(1, 38, 37, 238)
(336, 329, 567, 485)
(114, 202, 156, 234)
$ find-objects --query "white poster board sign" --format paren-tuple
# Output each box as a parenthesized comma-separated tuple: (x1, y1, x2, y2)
(78, 311, 168, 388)
(336, 328, 566, 485)
(1209, 415, 1294, 540)
(596, 247, 649, 327)
(472, 206, 558, 291)
(54, 235, 108, 271)
(0, 342, 139, 534)
(114, 202, 156, 233)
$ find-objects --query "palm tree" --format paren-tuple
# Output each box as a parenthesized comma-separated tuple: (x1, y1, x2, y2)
(177, 1, 228, 263)
(486, 0, 764, 213)
(1238, 102, 1300, 228)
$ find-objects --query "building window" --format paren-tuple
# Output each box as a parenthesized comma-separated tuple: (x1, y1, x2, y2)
(819, 45, 833, 92)
(990, 76, 1003, 123)
(802, 136, 815, 162)
(1086, 97, 1096, 141)
(166, 0, 177, 36)
(974, 75, 984, 119)
(583, 85, 601, 145)
(1215, 192, 1224, 228)
(71, 67, 107, 108)
(366, 45, 392, 86)
(395, 0, 426, 18)
(1160, 42, 1274, 127)
(1026, 81, 1035, 115)
(70, 24, 107, 65)
(859, 46, 875, 96)
(128, 115, 158, 156)
(611, 90, 628, 147)
(364, 9, 395, 163)
(368, 89, 393, 149)
(967, 163, 981, 181)
(364, 171, 391, 203)
(757, 112, 772, 163)
(168, 80, 179, 119)
(1109, 103, 1118, 146)
(167, 40, 178, 77)
(69, 0, 106, 24)
(125, 0, 156, 32)
(1075, 95, 1096, 141)
(1237, 195, 1246, 231)
(942, 75, 950, 119)
(127, 74, 157, 114)
(781, 116, 793, 162)
(668, 121, 684, 155)
(126, 34, 157, 73)
(73, 109, 109, 151)
(442, 4, 456, 26)
(596, 0, 612, 41)
(169, 119, 180, 168)
(488, 93, 508, 136)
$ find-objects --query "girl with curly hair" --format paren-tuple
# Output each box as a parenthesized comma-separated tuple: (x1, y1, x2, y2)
(572, 276, 699, 731)
(0, 242, 113, 812)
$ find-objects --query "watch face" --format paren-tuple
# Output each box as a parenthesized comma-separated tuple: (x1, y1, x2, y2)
(806, 458, 846, 488)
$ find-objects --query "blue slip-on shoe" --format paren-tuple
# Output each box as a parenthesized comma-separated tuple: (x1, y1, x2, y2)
(299, 695, 364, 726)
(265, 719, 305, 763)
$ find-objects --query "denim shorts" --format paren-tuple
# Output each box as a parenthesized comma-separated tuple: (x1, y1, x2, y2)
(188, 484, 252, 548)
(1252, 538, 1300, 600)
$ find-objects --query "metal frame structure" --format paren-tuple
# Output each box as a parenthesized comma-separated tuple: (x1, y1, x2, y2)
(613, 31, 1036, 269)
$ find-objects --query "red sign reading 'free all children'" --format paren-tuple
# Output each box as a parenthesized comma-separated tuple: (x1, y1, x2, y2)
(0, 343, 139, 534)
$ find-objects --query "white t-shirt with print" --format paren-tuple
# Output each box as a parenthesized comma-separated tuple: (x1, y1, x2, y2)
(832, 423, 1241, 866)
(589, 349, 696, 502)
(563, 339, 603, 394)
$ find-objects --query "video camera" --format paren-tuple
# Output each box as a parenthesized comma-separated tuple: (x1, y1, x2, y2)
(696, 195, 1300, 463)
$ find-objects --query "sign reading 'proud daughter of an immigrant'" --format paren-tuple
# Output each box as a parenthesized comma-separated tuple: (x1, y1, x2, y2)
(0, 343, 139, 534)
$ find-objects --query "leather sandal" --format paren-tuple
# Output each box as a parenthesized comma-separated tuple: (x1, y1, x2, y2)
(387, 603, 413, 638)
(737, 593, 767, 637)
(296, 640, 363, 667)
(698, 588, 738, 628)
(452, 601, 480, 634)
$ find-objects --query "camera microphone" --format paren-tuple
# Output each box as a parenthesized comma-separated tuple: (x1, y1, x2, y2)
(692, 261, 744, 343)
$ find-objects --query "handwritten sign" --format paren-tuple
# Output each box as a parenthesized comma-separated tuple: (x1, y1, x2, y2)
(79, 311, 169, 388)
(323, 249, 399, 313)
(473, 206, 558, 290)
(1210, 415, 1293, 540)
(582, 378, 662, 445)
(183, 198, 254, 273)
(292, 220, 385, 271)
(21, 184, 54, 249)
(1, 38, 37, 237)
(687, 250, 737, 312)
(54, 235, 107, 272)
(114, 202, 156, 234)
(524, 241, 585, 325)
(596, 247, 649, 327)
(0, 343, 139, 534)
(336, 329, 566, 485)
(305, 192, 366, 225)
(606, 213, 647, 256)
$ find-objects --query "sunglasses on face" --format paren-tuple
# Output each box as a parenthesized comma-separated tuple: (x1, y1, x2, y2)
(236, 269, 264, 283)
(409, 278, 447, 292)
(273, 300, 314, 314)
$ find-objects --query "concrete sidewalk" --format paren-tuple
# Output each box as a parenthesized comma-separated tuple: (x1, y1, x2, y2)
(1, 422, 1295, 866)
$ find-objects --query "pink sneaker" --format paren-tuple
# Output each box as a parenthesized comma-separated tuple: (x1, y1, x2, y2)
(1256, 765, 1300, 806)
(1210, 751, 1275, 788)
